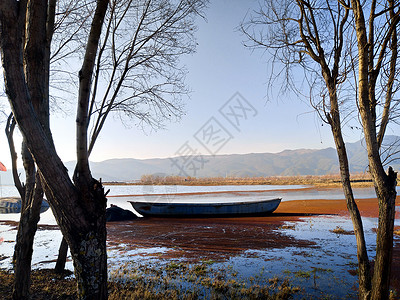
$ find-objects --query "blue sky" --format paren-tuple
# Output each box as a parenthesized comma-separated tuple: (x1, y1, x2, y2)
(0, 0, 369, 168)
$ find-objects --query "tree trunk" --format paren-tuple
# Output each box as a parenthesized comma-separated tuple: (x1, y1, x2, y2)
(351, 1, 398, 298)
(370, 168, 397, 299)
(12, 171, 43, 300)
(0, 1, 109, 298)
(70, 229, 108, 299)
(325, 87, 372, 299)
(55, 237, 69, 274)
(10, 0, 51, 298)
(60, 178, 108, 299)
(330, 131, 372, 299)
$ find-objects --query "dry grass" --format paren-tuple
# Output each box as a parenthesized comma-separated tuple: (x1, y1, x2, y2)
(330, 226, 354, 235)
(0, 269, 76, 299)
(127, 173, 373, 187)
(0, 266, 301, 300)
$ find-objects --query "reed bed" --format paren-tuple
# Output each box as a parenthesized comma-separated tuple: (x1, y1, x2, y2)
(133, 173, 373, 187)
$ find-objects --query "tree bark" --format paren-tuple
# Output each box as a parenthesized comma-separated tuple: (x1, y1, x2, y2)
(70, 214, 108, 299)
(12, 172, 43, 300)
(55, 237, 69, 274)
(323, 79, 372, 298)
(351, 1, 398, 298)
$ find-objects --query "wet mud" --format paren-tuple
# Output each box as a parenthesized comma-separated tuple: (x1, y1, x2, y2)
(108, 197, 398, 260)
(107, 215, 316, 261)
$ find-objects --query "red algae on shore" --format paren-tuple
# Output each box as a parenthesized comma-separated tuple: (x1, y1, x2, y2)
(106, 196, 400, 292)
(276, 196, 400, 218)
(106, 216, 316, 261)
(106, 197, 399, 261)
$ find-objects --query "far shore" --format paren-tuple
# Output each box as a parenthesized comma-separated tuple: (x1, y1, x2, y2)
(104, 173, 375, 188)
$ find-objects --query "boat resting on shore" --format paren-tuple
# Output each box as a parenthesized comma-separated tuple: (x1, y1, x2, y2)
(0, 197, 50, 213)
(129, 198, 281, 217)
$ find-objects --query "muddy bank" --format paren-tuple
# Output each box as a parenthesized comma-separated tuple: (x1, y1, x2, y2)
(107, 196, 400, 292)
(107, 215, 316, 261)
(276, 197, 400, 218)
(107, 197, 399, 259)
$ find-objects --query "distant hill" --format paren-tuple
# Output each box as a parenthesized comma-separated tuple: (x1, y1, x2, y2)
(1, 136, 399, 184)
(75, 135, 400, 181)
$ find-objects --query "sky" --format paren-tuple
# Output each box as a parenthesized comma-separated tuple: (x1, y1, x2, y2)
(0, 0, 370, 169)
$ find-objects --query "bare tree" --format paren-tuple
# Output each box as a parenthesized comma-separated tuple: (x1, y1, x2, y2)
(242, 0, 398, 298)
(0, 0, 205, 298)
(350, 1, 399, 298)
(4, 0, 56, 298)
(57, 0, 206, 274)
(87, 0, 199, 153)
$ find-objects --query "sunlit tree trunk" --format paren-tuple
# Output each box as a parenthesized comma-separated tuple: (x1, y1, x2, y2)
(326, 95, 372, 299)
(351, 1, 398, 298)
(298, 4, 372, 296)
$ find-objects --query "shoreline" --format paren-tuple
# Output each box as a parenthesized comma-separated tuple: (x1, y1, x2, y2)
(105, 173, 376, 188)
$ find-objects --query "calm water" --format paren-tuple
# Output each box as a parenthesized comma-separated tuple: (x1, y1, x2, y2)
(2, 183, 394, 199)
(0, 184, 305, 198)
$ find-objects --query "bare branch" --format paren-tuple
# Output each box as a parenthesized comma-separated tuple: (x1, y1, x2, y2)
(5, 114, 24, 196)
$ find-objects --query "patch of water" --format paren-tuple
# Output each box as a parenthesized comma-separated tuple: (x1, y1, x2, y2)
(106, 184, 308, 196)
(104, 214, 400, 299)
(0, 224, 72, 271)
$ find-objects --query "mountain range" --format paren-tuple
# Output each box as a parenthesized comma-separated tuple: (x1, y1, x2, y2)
(1, 136, 399, 184)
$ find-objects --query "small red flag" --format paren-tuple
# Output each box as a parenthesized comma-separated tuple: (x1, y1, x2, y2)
(0, 162, 6, 172)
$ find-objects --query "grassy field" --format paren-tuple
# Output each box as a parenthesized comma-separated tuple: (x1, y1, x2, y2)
(107, 173, 374, 187)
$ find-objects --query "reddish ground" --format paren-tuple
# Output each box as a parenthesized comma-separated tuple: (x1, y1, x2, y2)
(276, 196, 400, 218)
(107, 195, 400, 291)
(108, 197, 399, 256)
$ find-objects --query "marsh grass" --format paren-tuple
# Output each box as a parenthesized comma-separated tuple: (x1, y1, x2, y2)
(330, 226, 354, 235)
(0, 262, 377, 299)
(132, 173, 373, 187)
(279, 224, 296, 230)
(109, 261, 301, 299)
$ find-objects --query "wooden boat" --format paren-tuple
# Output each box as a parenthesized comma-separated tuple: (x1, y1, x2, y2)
(0, 197, 49, 214)
(129, 198, 281, 217)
